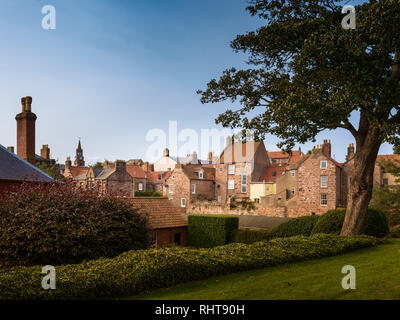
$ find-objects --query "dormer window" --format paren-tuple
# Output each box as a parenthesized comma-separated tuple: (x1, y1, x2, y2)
(198, 170, 204, 179)
(320, 160, 327, 169)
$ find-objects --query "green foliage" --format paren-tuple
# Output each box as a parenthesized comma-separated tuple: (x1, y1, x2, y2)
(93, 162, 103, 169)
(198, 0, 400, 150)
(0, 182, 150, 267)
(269, 215, 320, 238)
(232, 228, 272, 244)
(0, 234, 382, 300)
(135, 191, 162, 197)
(188, 215, 239, 248)
(311, 209, 389, 238)
(35, 162, 65, 181)
(232, 215, 320, 244)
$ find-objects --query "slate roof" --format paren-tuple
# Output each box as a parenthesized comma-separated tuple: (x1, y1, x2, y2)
(0, 144, 53, 182)
(130, 197, 187, 229)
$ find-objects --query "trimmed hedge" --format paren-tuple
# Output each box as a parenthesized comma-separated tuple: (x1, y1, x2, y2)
(134, 191, 162, 197)
(232, 228, 273, 244)
(188, 215, 239, 248)
(311, 209, 389, 238)
(232, 215, 320, 244)
(0, 234, 382, 300)
(269, 215, 320, 238)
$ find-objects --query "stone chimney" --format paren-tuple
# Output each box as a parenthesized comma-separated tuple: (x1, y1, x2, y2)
(7, 146, 14, 153)
(322, 140, 331, 158)
(65, 157, 72, 170)
(346, 143, 355, 161)
(41, 144, 50, 160)
(163, 148, 170, 157)
(103, 160, 110, 169)
(208, 152, 213, 164)
(115, 160, 126, 173)
(16, 96, 37, 164)
(143, 161, 153, 172)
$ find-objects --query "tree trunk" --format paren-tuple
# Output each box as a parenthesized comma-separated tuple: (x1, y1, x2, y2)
(340, 126, 383, 236)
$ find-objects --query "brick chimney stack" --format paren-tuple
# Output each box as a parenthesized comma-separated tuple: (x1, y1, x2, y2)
(65, 157, 72, 170)
(16, 96, 37, 164)
(322, 139, 331, 158)
(208, 152, 213, 164)
(41, 144, 50, 160)
(346, 143, 355, 161)
(115, 160, 126, 173)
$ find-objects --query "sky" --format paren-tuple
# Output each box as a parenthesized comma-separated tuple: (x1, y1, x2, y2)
(0, 0, 393, 165)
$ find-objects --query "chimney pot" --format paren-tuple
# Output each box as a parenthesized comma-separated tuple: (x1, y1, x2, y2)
(7, 146, 14, 153)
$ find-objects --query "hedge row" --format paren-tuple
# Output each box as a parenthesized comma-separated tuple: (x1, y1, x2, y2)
(188, 215, 239, 248)
(0, 234, 382, 300)
(311, 209, 389, 238)
(134, 191, 162, 197)
(232, 215, 320, 244)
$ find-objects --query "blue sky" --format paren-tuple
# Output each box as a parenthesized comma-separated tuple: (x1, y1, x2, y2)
(0, 0, 393, 165)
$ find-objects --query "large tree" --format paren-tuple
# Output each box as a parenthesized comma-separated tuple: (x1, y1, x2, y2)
(198, 0, 400, 235)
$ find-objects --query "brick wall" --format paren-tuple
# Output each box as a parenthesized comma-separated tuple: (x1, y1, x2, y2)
(155, 227, 187, 247)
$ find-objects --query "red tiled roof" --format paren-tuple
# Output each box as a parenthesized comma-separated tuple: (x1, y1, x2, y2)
(130, 197, 187, 229)
(268, 149, 303, 164)
(182, 164, 215, 180)
(147, 171, 171, 183)
(260, 166, 287, 183)
(376, 154, 400, 168)
(69, 166, 89, 178)
(126, 165, 146, 178)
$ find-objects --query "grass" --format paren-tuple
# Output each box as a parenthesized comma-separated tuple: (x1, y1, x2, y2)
(128, 239, 400, 300)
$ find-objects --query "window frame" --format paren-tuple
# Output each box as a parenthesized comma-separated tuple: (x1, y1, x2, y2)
(228, 164, 235, 175)
(191, 183, 196, 194)
(320, 175, 328, 188)
(181, 198, 186, 208)
(320, 160, 328, 169)
(291, 170, 295, 177)
(241, 174, 247, 193)
(169, 184, 173, 194)
(228, 179, 235, 190)
(320, 194, 328, 206)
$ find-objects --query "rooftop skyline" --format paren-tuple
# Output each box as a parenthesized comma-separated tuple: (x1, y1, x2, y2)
(0, 0, 393, 165)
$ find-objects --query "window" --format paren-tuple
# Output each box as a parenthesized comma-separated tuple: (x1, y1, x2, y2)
(228, 164, 235, 175)
(320, 176, 328, 188)
(217, 196, 222, 203)
(241, 174, 247, 193)
(198, 170, 204, 179)
(138, 183, 143, 191)
(219, 166, 223, 173)
(169, 198, 173, 201)
(228, 180, 235, 190)
(272, 171, 277, 177)
(169, 184, 173, 194)
(320, 160, 327, 169)
(149, 232, 157, 246)
(181, 198, 186, 207)
(291, 187, 295, 195)
(383, 178, 389, 187)
(320, 194, 328, 206)
(291, 170, 295, 177)
(191, 184, 196, 194)
(254, 198, 260, 203)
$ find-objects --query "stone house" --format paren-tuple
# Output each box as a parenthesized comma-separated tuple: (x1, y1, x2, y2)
(73, 160, 134, 197)
(215, 138, 270, 204)
(261, 140, 344, 216)
(164, 163, 215, 211)
(130, 197, 187, 247)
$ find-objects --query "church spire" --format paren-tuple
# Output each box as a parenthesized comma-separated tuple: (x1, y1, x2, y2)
(74, 139, 85, 167)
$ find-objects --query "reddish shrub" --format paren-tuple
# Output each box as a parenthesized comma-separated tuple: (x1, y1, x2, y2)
(0, 182, 149, 266)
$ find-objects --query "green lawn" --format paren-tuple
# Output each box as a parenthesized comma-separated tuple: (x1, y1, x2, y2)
(128, 239, 400, 300)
